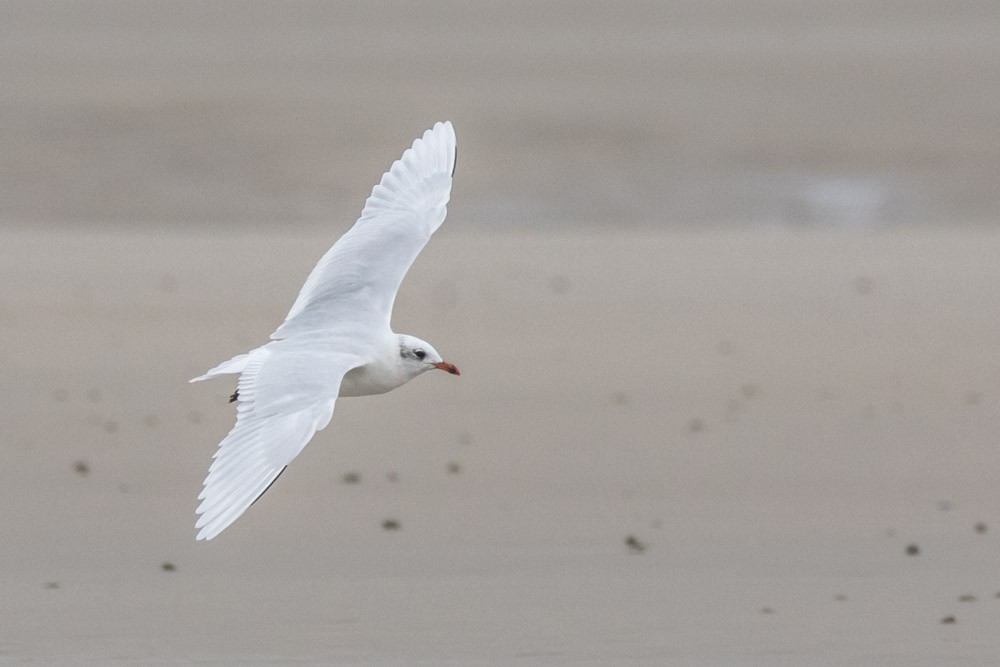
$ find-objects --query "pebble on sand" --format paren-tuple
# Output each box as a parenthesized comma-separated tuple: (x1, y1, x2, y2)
(382, 519, 400, 531)
(905, 543, 920, 556)
(625, 535, 646, 554)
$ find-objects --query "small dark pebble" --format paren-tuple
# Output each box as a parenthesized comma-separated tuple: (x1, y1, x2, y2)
(958, 594, 976, 602)
(625, 535, 646, 554)
(161, 562, 176, 572)
(341, 472, 361, 484)
(975, 522, 987, 534)
(834, 594, 847, 602)
(760, 607, 775, 615)
(386, 471, 399, 483)
(43, 581, 59, 589)
(382, 519, 400, 531)
(73, 461, 90, 477)
(940, 615, 956, 624)
(446, 462, 461, 474)
(905, 543, 920, 556)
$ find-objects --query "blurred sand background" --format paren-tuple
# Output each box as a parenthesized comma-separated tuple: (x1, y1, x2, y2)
(3, 1, 1000, 664)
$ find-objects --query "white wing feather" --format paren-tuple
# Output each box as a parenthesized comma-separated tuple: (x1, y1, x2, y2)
(194, 345, 364, 540)
(272, 120, 456, 339)
(191, 121, 457, 540)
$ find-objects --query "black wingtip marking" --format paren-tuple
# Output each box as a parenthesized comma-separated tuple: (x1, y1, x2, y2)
(451, 143, 457, 178)
(229, 390, 239, 403)
(251, 466, 288, 507)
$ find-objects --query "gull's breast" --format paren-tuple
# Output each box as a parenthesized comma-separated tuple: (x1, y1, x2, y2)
(339, 360, 407, 397)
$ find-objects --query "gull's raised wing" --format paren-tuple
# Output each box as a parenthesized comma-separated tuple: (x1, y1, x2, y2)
(194, 344, 365, 540)
(272, 121, 457, 340)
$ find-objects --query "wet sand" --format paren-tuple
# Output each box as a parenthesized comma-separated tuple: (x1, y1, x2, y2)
(3, 224, 1000, 664)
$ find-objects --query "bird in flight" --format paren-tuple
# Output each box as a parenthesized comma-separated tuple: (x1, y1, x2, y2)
(190, 122, 460, 540)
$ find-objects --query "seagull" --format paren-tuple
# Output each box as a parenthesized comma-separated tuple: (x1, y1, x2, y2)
(190, 121, 460, 540)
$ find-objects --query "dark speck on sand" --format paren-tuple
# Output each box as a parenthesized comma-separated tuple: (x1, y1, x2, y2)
(382, 519, 400, 531)
(905, 543, 920, 556)
(161, 562, 176, 572)
(73, 461, 89, 477)
(625, 535, 646, 554)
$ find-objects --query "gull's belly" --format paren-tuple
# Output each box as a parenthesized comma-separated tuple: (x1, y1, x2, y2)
(339, 362, 407, 397)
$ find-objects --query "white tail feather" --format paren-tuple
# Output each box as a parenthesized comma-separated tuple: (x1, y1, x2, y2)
(189, 353, 251, 383)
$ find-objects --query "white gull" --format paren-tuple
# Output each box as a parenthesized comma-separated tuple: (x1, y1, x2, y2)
(190, 121, 460, 540)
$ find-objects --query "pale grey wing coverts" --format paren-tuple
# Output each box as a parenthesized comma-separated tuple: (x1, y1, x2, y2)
(272, 121, 457, 339)
(191, 121, 457, 540)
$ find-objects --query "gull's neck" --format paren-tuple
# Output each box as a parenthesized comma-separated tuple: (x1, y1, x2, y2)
(338, 331, 413, 397)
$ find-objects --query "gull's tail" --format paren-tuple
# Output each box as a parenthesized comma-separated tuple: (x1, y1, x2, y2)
(189, 353, 251, 383)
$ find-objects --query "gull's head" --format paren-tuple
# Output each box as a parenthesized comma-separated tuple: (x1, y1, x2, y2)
(398, 334, 460, 378)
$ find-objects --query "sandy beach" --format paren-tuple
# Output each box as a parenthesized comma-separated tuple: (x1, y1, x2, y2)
(2, 224, 1000, 664)
(2, 0, 1000, 664)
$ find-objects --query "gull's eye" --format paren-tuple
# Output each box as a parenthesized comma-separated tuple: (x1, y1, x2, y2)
(414, 349, 426, 361)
